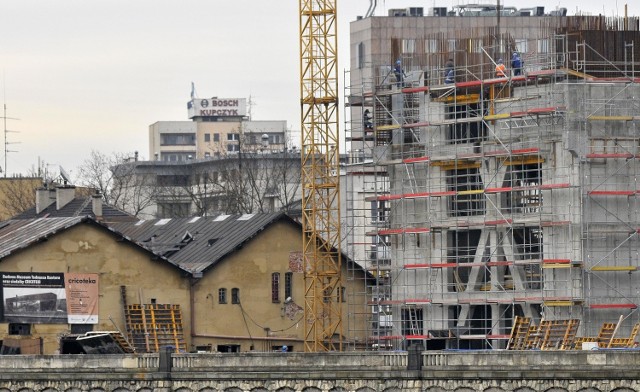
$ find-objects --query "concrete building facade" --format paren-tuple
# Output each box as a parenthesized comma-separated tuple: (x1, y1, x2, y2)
(149, 96, 288, 162)
(114, 152, 302, 219)
(344, 6, 640, 350)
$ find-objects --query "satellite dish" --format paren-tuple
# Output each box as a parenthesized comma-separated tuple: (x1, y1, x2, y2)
(60, 166, 71, 185)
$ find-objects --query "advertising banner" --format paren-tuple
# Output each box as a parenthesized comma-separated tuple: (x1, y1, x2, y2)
(0, 272, 99, 324)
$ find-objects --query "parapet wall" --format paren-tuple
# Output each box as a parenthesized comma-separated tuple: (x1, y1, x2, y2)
(0, 351, 639, 391)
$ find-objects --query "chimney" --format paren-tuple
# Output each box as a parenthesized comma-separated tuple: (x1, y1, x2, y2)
(92, 192, 103, 219)
(56, 186, 76, 210)
(35, 187, 55, 214)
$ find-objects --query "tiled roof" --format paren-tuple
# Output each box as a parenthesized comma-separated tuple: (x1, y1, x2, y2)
(110, 213, 294, 275)
(0, 217, 84, 259)
(11, 197, 135, 222)
(0, 213, 367, 280)
(0, 217, 182, 272)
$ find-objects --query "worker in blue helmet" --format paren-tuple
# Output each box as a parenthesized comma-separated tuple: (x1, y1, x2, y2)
(511, 52, 523, 76)
(393, 59, 406, 87)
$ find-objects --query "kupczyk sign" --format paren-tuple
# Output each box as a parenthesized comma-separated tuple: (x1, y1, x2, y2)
(188, 97, 247, 118)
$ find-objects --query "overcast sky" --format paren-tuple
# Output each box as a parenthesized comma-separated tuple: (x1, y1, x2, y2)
(0, 0, 638, 179)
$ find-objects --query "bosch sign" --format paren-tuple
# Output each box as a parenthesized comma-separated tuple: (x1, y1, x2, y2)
(188, 98, 247, 118)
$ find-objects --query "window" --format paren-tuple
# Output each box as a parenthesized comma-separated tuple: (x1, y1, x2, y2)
(503, 162, 542, 214)
(402, 39, 415, 54)
(161, 152, 196, 162)
(445, 103, 485, 144)
(357, 42, 365, 69)
(232, 288, 240, 304)
(227, 144, 240, 152)
(447, 230, 481, 291)
(218, 288, 227, 304)
(160, 133, 196, 146)
(284, 272, 293, 300)
(204, 133, 211, 142)
(272, 272, 280, 303)
(447, 167, 485, 217)
(157, 202, 190, 218)
(337, 286, 346, 303)
(214, 133, 220, 142)
(70, 324, 93, 334)
(371, 200, 389, 223)
(448, 39, 456, 52)
(538, 39, 549, 54)
(217, 344, 240, 352)
(227, 133, 239, 141)
(157, 174, 190, 186)
(426, 39, 438, 54)
(8, 323, 31, 335)
(515, 39, 528, 55)
(401, 307, 423, 336)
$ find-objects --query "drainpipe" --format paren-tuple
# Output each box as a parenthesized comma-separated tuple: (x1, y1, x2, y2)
(190, 274, 202, 345)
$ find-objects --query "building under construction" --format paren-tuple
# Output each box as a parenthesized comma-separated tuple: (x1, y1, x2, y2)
(343, 5, 640, 350)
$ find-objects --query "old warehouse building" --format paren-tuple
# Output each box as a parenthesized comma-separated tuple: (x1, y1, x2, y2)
(0, 213, 369, 354)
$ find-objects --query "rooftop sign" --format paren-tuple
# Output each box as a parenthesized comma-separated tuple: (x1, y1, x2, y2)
(187, 98, 247, 119)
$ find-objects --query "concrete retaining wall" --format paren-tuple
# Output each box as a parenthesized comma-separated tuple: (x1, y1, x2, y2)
(0, 350, 638, 391)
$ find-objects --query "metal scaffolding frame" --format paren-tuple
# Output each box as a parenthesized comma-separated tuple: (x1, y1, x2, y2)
(344, 29, 640, 351)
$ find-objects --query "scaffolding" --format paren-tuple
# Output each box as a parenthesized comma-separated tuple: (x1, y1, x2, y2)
(344, 25, 640, 351)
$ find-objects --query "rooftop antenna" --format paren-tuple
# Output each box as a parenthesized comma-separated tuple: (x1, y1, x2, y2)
(190, 81, 197, 99)
(2, 75, 20, 178)
(248, 94, 255, 121)
(60, 166, 71, 185)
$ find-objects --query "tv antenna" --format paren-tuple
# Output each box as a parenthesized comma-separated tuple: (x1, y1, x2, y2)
(60, 166, 72, 185)
(2, 102, 20, 178)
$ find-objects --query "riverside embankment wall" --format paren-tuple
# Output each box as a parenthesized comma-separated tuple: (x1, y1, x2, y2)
(0, 350, 639, 391)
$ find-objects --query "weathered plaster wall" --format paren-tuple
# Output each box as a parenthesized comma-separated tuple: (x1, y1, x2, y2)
(192, 221, 369, 352)
(0, 223, 188, 353)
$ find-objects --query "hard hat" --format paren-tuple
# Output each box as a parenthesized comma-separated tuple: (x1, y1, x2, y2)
(396, 60, 401, 65)
(498, 59, 503, 63)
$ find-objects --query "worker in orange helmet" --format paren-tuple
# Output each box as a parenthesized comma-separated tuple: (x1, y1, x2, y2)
(495, 58, 507, 78)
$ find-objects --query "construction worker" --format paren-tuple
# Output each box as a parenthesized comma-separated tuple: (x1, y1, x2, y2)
(444, 58, 454, 83)
(444, 69, 455, 84)
(363, 109, 373, 129)
(495, 58, 507, 78)
(511, 52, 523, 76)
(393, 60, 406, 87)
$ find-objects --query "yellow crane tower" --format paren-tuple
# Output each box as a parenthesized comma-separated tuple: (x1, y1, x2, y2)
(298, 0, 343, 352)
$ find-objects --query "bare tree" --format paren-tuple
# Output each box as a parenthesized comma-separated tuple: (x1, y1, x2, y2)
(205, 134, 301, 215)
(153, 135, 302, 218)
(77, 150, 158, 217)
(0, 176, 42, 220)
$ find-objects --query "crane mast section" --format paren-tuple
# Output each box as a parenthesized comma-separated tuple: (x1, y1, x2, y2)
(299, 0, 343, 352)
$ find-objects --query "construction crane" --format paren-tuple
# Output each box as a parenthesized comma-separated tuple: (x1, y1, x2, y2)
(299, 0, 343, 351)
